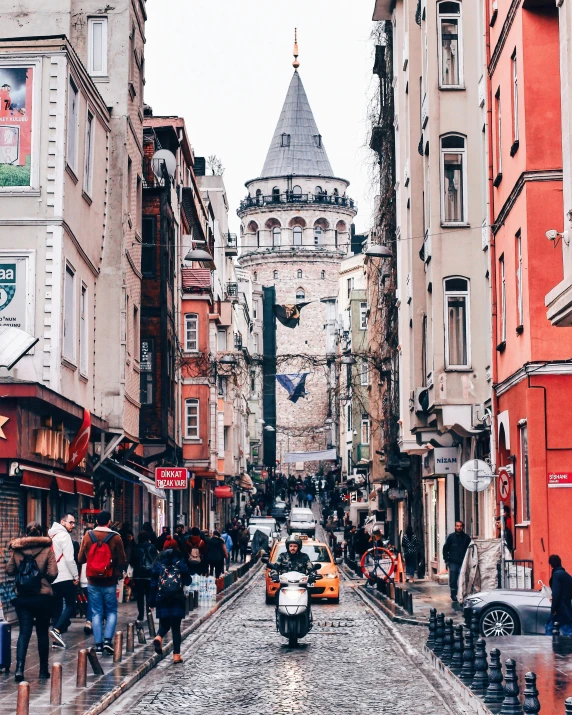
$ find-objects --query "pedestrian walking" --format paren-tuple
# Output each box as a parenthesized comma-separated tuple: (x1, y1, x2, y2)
(348, 525, 357, 561)
(119, 522, 134, 565)
(221, 525, 233, 572)
(7, 521, 58, 682)
(157, 526, 171, 552)
(47, 513, 79, 647)
(442, 520, 471, 603)
(238, 526, 249, 563)
(186, 526, 207, 575)
(205, 530, 228, 578)
(142, 521, 158, 546)
(229, 521, 240, 563)
(78, 510, 127, 655)
(130, 531, 158, 622)
(548, 554, 572, 636)
(149, 538, 191, 664)
(173, 524, 187, 552)
(80, 561, 92, 635)
(402, 525, 420, 582)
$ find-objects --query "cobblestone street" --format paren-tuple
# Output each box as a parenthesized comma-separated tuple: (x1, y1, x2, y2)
(108, 567, 470, 715)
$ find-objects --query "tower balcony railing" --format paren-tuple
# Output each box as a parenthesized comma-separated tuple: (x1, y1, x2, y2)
(238, 192, 356, 212)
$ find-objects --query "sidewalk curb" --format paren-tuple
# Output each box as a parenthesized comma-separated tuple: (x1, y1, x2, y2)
(82, 561, 263, 715)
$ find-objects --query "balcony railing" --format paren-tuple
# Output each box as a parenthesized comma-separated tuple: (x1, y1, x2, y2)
(226, 282, 238, 299)
(234, 332, 243, 350)
(225, 233, 238, 256)
(143, 157, 170, 189)
(239, 192, 356, 212)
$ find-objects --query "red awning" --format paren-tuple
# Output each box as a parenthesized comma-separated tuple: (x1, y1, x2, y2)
(55, 474, 75, 494)
(214, 485, 233, 499)
(182, 268, 212, 292)
(21, 470, 52, 490)
(75, 477, 94, 498)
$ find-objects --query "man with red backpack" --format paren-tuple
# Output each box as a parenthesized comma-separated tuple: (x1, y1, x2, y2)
(78, 511, 126, 655)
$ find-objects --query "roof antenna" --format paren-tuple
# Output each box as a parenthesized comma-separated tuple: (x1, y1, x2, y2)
(293, 28, 300, 71)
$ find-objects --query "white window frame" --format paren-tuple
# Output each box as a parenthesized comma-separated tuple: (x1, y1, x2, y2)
(79, 283, 88, 376)
(217, 328, 227, 352)
(185, 313, 199, 352)
(272, 226, 281, 247)
(314, 226, 322, 246)
(440, 134, 468, 226)
(519, 423, 530, 523)
(512, 51, 519, 144)
(360, 358, 369, 386)
(346, 403, 352, 431)
(293, 226, 302, 246)
(88, 17, 108, 76)
(496, 90, 503, 176)
(67, 77, 79, 173)
(437, 1, 463, 89)
(360, 415, 370, 445)
(516, 231, 523, 327)
(500, 255, 507, 342)
(63, 264, 76, 363)
(185, 399, 200, 439)
(444, 276, 471, 369)
(83, 111, 94, 195)
(296, 288, 305, 301)
(359, 302, 368, 330)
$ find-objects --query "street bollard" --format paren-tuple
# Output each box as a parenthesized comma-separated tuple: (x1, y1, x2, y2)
(427, 608, 437, 649)
(147, 610, 157, 638)
(471, 639, 489, 695)
(126, 623, 135, 653)
(114, 631, 123, 663)
(77, 648, 88, 688)
(565, 697, 572, 713)
(460, 631, 476, 685)
(137, 625, 147, 644)
(389, 582, 395, 600)
(442, 618, 455, 665)
(484, 648, 504, 705)
(87, 647, 105, 675)
(16, 681, 30, 715)
(434, 613, 445, 656)
(193, 590, 199, 609)
(464, 607, 473, 630)
(471, 611, 480, 639)
(500, 659, 523, 715)
(451, 625, 465, 676)
(522, 671, 541, 715)
(184, 594, 190, 617)
(554, 621, 561, 643)
(189, 592, 195, 612)
(50, 662, 63, 705)
(407, 591, 414, 614)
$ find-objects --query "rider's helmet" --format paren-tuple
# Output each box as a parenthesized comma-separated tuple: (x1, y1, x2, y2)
(285, 534, 303, 552)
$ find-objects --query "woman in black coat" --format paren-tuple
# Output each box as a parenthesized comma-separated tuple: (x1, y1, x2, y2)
(149, 539, 191, 663)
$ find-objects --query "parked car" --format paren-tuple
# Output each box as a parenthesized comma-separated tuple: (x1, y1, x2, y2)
(287, 508, 317, 537)
(463, 589, 551, 636)
(247, 524, 273, 554)
(270, 501, 289, 522)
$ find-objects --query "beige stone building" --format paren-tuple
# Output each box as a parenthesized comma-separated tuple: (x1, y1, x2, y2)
(237, 67, 356, 476)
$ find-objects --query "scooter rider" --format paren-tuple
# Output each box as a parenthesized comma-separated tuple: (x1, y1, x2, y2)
(271, 534, 317, 624)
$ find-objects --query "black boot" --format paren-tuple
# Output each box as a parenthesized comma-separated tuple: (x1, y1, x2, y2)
(39, 661, 50, 680)
(14, 660, 24, 682)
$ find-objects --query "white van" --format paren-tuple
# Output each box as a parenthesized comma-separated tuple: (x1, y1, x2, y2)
(287, 508, 317, 537)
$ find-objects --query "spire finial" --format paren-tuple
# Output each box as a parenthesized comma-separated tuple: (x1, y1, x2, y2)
(293, 28, 300, 70)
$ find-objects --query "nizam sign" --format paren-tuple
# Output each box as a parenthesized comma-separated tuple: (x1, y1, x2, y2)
(155, 467, 188, 489)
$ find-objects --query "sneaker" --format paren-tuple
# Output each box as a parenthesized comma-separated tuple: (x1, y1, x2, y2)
(103, 638, 114, 655)
(153, 636, 163, 655)
(83, 621, 93, 635)
(95, 643, 104, 656)
(49, 628, 65, 648)
(173, 654, 183, 664)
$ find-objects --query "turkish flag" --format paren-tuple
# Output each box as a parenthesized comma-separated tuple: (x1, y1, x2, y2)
(65, 408, 91, 472)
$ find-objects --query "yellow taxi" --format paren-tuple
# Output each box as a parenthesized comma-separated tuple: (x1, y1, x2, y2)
(265, 535, 340, 604)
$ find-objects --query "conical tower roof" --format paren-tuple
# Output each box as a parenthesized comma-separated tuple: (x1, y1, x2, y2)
(260, 71, 334, 178)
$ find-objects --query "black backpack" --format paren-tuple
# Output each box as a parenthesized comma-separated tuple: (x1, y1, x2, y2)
(15, 552, 43, 596)
(157, 561, 183, 599)
(138, 543, 157, 575)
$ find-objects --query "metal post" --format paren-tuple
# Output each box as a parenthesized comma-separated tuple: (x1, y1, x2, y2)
(126, 623, 135, 653)
(50, 662, 62, 705)
(147, 610, 156, 637)
(193, 590, 199, 609)
(77, 649, 88, 688)
(16, 681, 30, 715)
(113, 631, 123, 663)
(500, 503, 506, 588)
(87, 647, 105, 675)
(137, 625, 147, 644)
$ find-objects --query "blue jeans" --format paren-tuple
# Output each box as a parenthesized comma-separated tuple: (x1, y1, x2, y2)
(449, 563, 462, 600)
(87, 584, 118, 643)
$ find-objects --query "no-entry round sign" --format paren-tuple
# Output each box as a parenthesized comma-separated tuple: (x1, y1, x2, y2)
(497, 467, 512, 504)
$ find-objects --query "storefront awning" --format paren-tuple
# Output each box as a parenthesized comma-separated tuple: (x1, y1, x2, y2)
(19, 464, 94, 496)
(75, 477, 95, 498)
(139, 476, 167, 501)
(21, 470, 52, 490)
(239, 474, 254, 490)
(55, 474, 75, 494)
(99, 461, 140, 484)
(190, 468, 223, 482)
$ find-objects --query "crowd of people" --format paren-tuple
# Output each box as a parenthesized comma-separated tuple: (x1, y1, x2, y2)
(5, 512, 256, 682)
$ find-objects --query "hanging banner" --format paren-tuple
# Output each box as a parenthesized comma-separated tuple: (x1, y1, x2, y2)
(0, 66, 33, 187)
(284, 448, 337, 464)
(273, 302, 310, 328)
(276, 373, 309, 403)
(65, 408, 91, 472)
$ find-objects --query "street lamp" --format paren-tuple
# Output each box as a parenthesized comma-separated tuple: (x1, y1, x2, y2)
(364, 243, 393, 258)
(263, 425, 276, 432)
(218, 354, 238, 367)
(340, 355, 357, 365)
(184, 248, 214, 262)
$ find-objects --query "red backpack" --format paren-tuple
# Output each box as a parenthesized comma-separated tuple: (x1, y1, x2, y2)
(86, 531, 114, 579)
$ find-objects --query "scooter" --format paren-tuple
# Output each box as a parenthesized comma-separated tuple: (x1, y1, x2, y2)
(272, 566, 320, 647)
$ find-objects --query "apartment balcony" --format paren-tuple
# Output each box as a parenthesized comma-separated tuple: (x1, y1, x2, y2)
(226, 282, 239, 301)
(182, 268, 212, 295)
(142, 157, 170, 189)
(238, 191, 356, 214)
(225, 233, 238, 256)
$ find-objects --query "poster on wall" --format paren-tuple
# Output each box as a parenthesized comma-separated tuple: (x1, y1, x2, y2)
(0, 256, 30, 330)
(0, 66, 33, 187)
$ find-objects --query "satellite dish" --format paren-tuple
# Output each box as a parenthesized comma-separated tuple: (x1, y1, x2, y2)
(152, 149, 176, 180)
(459, 459, 493, 493)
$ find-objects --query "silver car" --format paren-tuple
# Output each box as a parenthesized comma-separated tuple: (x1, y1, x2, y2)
(463, 589, 551, 636)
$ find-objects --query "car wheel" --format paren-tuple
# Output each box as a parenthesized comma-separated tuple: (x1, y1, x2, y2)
(479, 605, 521, 637)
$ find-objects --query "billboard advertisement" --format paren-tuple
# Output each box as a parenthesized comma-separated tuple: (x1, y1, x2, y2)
(0, 66, 33, 187)
(0, 256, 31, 330)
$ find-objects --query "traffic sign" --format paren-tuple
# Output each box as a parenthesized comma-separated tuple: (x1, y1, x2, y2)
(155, 467, 188, 489)
(459, 459, 493, 492)
(497, 467, 512, 504)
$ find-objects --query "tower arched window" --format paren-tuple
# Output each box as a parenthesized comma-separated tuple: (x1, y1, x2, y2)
(272, 186, 280, 203)
(321, 270, 326, 280)
(292, 185, 302, 202)
(254, 271, 258, 281)
(314, 226, 323, 246)
(296, 288, 305, 301)
(272, 226, 281, 247)
(273, 270, 278, 280)
(297, 269, 302, 279)
(293, 226, 302, 246)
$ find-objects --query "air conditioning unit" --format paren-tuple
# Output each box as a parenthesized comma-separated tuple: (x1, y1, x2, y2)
(413, 387, 430, 414)
(471, 403, 486, 429)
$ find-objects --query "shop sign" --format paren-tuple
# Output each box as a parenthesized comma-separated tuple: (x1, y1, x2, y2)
(433, 447, 459, 475)
(0, 66, 34, 187)
(155, 467, 188, 489)
(0, 256, 32, 331)
(548, 472, 572, 488)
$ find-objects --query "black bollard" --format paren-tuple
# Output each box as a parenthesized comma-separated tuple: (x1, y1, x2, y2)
(460, 631, 476, 685)
(471, 611, 480, 639)
(522, 671, 540, 715)
(565, 696, 572, 713)
(464, 607, 473, 630)
(434, 613, 445, 656)
(471, 638, 489, 695)
(500, 658, 524, 715)
(484, 648, 505, 705)
(554, 621, 561, 643)
(427, 608, 437, 650)
(442, 618, 454, 665)
(451, 625, 465, 675)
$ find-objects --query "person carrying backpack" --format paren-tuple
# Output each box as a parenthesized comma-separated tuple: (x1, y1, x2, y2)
(205, 530, 228, 578)
(186, 526, 206, 576)
(48, 513, 79, 648)
(221, 525, 233, 573)
(130, 531, 158, 622)
(149, 538, 191, 664)
(78, 511, 126, 655)
(6, 521, 58, 682)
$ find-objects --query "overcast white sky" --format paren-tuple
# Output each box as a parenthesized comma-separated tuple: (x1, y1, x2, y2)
(145, 1, 376, 235)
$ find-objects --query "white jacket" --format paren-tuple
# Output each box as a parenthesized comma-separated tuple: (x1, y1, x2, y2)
(48, 522, 79, 583)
